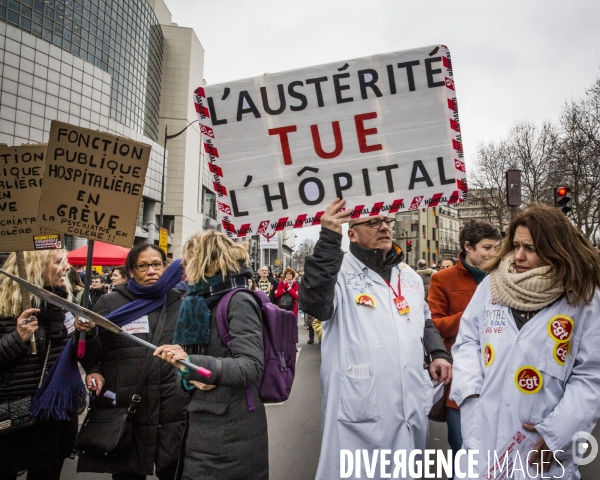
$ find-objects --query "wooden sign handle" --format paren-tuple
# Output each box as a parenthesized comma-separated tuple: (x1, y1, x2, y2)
(16, 252, 37, 355)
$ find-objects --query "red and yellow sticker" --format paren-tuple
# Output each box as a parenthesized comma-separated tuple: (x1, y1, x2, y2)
(483, 343, 495, 368)
(547, 315, 574, 343)
(553, 341, 570, 366)
(393, 296, 410, 315)
(356, 294, 376, 308)
(515, 366, 543, 394)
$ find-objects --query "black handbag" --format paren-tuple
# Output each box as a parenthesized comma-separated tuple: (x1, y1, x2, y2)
(74, 400, 137, 456)
(0, 341, 52, 436)
(74, 305, 167, 457)
(423, 342, 449, 423)
(428, 384, 447, 423)
(279, 292, 294, 310)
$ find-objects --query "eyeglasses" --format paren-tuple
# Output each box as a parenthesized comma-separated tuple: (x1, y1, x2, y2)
(134, 261, 165, 272)
(351, 218, 396, 229)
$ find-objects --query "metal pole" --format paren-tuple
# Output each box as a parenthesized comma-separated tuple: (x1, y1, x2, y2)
(160, 125, 167, 229)
(81, 240, 94, 309)
(77, 239, 94, 358)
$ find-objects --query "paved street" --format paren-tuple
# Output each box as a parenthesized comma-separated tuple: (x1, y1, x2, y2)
(61, 323, 324, 480)
(62, 321, 600, 479)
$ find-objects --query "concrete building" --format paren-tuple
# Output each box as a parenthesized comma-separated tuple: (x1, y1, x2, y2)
(455, 187, 508, 233)
(249, 230, 296, 275)
(0, 0, 205, 257)
(438, 205, 461, 257)
(394, 205, 460, 266)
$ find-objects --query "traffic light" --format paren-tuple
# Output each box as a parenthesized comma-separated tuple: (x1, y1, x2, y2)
(406, 240, 413, 252)
(554, 186, 572, 214)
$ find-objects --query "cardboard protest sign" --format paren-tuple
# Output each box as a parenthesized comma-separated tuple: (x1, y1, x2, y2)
(0, 144, 64, 251)
(37, 121, 151, 248)
(194, 44, 467, 237)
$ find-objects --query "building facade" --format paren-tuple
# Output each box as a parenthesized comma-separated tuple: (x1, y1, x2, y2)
(438, 205, 460, 257)
(455, 187, 508, 233)
(394, 205, 460, 266)
(0, 0, 205, 256)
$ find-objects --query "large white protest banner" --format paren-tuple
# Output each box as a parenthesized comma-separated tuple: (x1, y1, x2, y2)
(194, 44, 467, 237)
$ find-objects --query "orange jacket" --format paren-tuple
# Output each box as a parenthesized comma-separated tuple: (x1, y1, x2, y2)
(428, 255, 478, 409)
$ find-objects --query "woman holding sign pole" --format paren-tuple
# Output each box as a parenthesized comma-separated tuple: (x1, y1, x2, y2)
(0, 249, 83, 480)
(75, 243, 186, 480)
(451, 205, 600, 478)
(155, 230, 268, 480)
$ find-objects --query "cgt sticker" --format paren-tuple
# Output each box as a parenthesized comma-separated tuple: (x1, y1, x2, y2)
(554, 341, 570, 366)
(483, 343, 494, 368)
(356, 294, 376, 308)
(547, 315, 574, 342)
(515, 366, 543, 394)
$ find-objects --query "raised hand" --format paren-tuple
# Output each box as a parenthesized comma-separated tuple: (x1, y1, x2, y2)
(16, 308, 40, 343)
(320, 198, 352, 234)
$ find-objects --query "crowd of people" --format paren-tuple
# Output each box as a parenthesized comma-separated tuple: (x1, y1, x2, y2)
(1, 201, 600, 479)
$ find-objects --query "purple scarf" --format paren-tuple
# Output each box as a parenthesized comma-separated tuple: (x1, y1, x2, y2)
(30, 259, 184, 420)
(105, 258, 184, 327)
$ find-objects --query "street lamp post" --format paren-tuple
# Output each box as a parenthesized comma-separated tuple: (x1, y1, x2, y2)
(161, 119, 199, 228)
(141, 222, 158, 244)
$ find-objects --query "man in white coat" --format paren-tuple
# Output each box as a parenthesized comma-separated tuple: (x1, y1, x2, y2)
(299, 199, 452, 480)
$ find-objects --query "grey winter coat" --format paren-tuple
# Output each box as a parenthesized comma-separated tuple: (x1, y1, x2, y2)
(76, 284, 186, 477)
(417, 268, 435, 300)
(177, 290, 268, 480)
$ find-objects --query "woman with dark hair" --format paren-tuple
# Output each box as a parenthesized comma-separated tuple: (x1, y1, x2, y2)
(155, 229, 268, 480)
(74, 243, 186, 480)
(67, 266, 86, 305)
(109, 266, 130, 290)
(451, 205, 600, 478)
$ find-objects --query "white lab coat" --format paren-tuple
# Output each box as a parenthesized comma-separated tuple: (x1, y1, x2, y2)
(316, 253, 434, 480)
(451, 277, 600, 479)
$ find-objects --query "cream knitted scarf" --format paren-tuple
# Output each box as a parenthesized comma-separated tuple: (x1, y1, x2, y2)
(489, 253, 563, 311)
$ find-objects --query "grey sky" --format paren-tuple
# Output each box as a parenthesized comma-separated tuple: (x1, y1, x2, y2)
(164, 0, 600, 247)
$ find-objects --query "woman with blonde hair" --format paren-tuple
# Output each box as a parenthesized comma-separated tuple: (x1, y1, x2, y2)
(0, 249, 87, 479)
(451, 204, 600, 478)
(156, 229, 268, 480)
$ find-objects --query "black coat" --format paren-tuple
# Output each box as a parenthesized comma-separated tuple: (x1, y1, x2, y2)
(177, 290, 268, 480)
(0, 288, 78, 475)
(77, 285, 186, 477)
(88, 286, 107, 309)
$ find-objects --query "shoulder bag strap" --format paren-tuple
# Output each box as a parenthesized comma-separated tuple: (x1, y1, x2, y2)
(215, 288, 262, 413)
(215, 288, 246, 349)
(127, 303, 168, 417)
(38, 340, 52, 387)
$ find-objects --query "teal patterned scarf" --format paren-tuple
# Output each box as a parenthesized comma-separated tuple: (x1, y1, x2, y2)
(173, 270, 250, 352)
